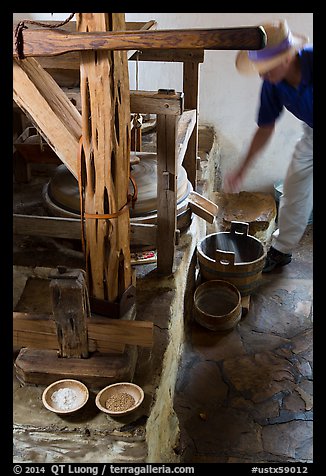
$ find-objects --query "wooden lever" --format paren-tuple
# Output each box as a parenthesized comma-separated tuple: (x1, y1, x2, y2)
(13, 26, 266, 58)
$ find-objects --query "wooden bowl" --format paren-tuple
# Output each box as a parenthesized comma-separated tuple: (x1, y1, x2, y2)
(95, 382, 144, 417)
(42, 379, 89, 415)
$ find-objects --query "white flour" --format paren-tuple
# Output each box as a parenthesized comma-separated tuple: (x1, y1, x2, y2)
(51, 387, 80, 410)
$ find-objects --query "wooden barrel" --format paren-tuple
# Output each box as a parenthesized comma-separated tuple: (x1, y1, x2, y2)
(194, 280, 242, 331)
(197, 221, 266, 296)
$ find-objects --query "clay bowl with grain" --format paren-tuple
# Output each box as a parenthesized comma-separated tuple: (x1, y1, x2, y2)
(42, 379, 89, 415)
(95, 382, 144, 417)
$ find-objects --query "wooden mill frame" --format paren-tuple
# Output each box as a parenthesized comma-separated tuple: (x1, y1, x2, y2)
(13, 13, 265, 386)
(13, 13, 265, 296)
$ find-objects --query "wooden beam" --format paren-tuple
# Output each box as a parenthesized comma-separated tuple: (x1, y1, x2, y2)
(128, 49, 204, 63)
(183, 62, 200, 188)
(50, 268, 89, 358)
(13, 57, 81, 178)
(13, 312, 153, 349)
(131, 90, 183, 115)
(13, 214, 157, 247)
(37, 49, 204, 73)
(13, 20, 157, 33)
(77, 13, 132, 304)
(156, 114, 178, 275)
(62, 88, 184, 115)
(13, 313, 125, 354)
(33, 21, 158, 70)
(13, 27, 266, 58)
(177, 109, 197, 169)
(13, 214, 82, 240)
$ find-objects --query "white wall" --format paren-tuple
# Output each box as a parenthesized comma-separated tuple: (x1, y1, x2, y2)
(13, 13, 313, 192)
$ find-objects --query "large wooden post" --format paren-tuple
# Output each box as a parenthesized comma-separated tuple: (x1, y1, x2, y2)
(76, 13, 132, 307)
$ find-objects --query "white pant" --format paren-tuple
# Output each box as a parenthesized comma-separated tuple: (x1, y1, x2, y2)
(272, 123, 313, 254)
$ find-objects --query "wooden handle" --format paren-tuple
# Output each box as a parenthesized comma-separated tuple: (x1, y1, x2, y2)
(230, 221, 249, 236)
(215, 249, 235, 266)
(13, 26, 266, 58)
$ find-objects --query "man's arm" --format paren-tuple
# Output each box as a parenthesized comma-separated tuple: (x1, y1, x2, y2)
(224, 123, 275, 193)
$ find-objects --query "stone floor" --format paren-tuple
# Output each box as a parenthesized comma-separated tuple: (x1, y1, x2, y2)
(174, 224, 313, 463)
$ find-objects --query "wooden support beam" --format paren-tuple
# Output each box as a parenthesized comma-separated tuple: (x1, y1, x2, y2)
(13, 26, 266, 58)
(14, 347, 138, 388)
(13, 214, 156, 247)
(183, 62, 200, 188)
(62, 88, 184, 115)
(37, 49, 204, 73)
(131, 90, 183, 115)
(13, 214, 82, 240)
(13, 57, 81, 178)
(128, 49, 204, 63)
(33, 21, 158, 72)
(13, 312, 153, 349)
(156, 113, 178, 275)
(13, 214, 157, 248)
(13, 313, 125, 354)
(50, 268, 89, 358)
(177, 109, 197, 169)
(77, 13, 132, 305)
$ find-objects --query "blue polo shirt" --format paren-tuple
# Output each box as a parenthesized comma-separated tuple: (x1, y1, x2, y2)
(257, 45, 313, 128)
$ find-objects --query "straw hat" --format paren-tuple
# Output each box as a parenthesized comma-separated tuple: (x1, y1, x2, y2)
(236, 19, 308, 75)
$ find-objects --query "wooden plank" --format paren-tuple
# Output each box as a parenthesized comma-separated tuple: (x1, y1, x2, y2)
(13, 313, 125, 353)
(37, 48, 204, 72)
(130, 223, 157, 247)
(35, 21, 158, 70)
(13, 214, 157, 247)
(13, 312, 153, 348)
(131, 90, 183, 115)
(13, 26, 266, 57)
(177, 109, 197, 168)
(63, 88, 184, 115)
(188, 191, 219, 224)
(87, 318, 153, 348)
(156, 114, 178, 275)
(13, 57, 81, 178)
(13, 20, 156, 33)
(128, 49, 204, 63)
(13, 214, 82, 240)
(14, 347, 138, 388)
(183, 62, 200, 188)
(77, 13, 132, 304)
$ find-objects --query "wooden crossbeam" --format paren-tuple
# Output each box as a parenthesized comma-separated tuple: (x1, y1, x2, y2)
(13, 312, 154, 352)
(13, 27, 266, 58)
(13, 57, 81, 178)
(37, 49, 204, 71)
(13, 214, 158, 247)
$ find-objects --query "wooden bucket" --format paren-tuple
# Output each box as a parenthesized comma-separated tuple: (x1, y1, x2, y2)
(197, 221, 266, 296)
(194, 280, 242, 331)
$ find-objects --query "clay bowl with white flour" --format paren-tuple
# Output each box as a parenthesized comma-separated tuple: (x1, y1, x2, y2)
(95, 382, 144, 417)
(42, 379, 89, 415)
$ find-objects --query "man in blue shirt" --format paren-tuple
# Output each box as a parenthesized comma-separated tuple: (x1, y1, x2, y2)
(224, 19, 313, 272)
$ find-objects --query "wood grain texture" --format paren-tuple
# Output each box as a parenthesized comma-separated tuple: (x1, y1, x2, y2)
(13, 57, 81, 178)
(13, 312, 153, 349)
(13, 27, 266, 57)
(77, 13, 132, 303)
